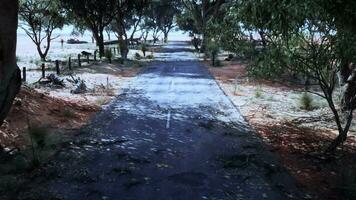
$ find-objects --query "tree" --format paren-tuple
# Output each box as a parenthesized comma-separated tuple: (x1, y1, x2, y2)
(62, 0, 117, 57)
(0, 0, 22, 126)
(224, 0, 356, 152)
(142, 4, 161, 43)
(150, 0, 181, 43)
(179, 0, 227, 52)
(19, 0, 66, 61)
(110, 0, 148, 60)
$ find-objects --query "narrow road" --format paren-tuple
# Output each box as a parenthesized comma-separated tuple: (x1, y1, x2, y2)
(18, 42, 303, 200)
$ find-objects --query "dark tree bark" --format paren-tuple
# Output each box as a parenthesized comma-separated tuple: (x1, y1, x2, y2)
(0, 0, 22, 126)
(92, 27, 105, 58)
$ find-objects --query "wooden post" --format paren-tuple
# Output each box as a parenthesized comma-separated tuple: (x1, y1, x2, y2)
(41, 63, 45, 78)
(55, 60, 60, 75)
(87, 54, 90, 64)
(22, 67, 26, 82)
(94, 50, 97, 61)
(78, 54, 81, 67)
(113, 47, 116, 55)
(68, 56, 72, 70)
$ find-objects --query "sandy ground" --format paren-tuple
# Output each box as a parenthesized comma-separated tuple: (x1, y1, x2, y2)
(1, 57, 143, 150)
(0, 87, 100, 149)
(209, 59, 356, 136)
(208, 60, 356, 200)
(28, 61, 141, 105)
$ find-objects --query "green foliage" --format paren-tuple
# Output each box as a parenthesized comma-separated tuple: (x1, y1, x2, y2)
(206, 14, 255, 58)
(105, 49, 113, 63)
(140, 43, 148, 57)
(63, 108, 75, 118)
(116, 57, 125, 64)
(299, 92, 314, 111)
(176, 11, 201, 35)
(62, 0, 117, 56)
(207, 41, 220, 66)
(146, 54, 154, 60)
(19, 0, 66, 60)
(254, 87, 263, 98)
(247, 44, 291, 79)
(28, 124, 49, 167)
(135, 52, 142, 60)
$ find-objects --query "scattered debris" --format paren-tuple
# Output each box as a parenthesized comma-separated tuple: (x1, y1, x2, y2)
(71, 80, 87, 94)
(39, 74, 65, 87)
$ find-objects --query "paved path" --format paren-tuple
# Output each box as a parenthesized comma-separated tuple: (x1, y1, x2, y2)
(15, 42, 304, 200)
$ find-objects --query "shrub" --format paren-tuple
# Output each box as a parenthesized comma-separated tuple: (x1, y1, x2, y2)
(146, 54, 154, 60)
(140, 43, 148, 57)
(116, 57, 124, 64)
(254, 87, 263, 98)
(105, 49, 113, 63)
(27, 124, 49, 167)
(96, 97, 109, 106)
(132, 61, 143, 68)
(135, 52, 142, 60)
(63, 108, 75, 118)
(207, 41, 221, 66)
(299, 92, 314, 110)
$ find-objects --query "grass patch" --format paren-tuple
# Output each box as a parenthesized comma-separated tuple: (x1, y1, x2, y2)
(26, 124, 62, 168)
(254, 87, 263, 98)
(299, 92, 314, 111)
(135, 52, 142, 60)
(146, 54, 154, 60)
(63, 108, 76, 118)
(96, 97, 110, 106)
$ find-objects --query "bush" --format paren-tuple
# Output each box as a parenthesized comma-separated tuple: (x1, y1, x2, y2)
(247, 45, 291, 80)
(225, 54, 234, 61)
(140, 43, 148, 57)
(254, 87, 263, 98)
(63, 108, 75, 118)
(27, 124, 49, 167)
(207, 41, 221, 66)
(299, 92, 314, 110)
(105, 49, 113, 63)
(135, 52, 142, 60)
(116, 57, 125, 64)
(146, 54, 154, 60)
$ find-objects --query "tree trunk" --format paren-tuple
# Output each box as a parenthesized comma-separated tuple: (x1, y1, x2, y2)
(327, 131, 348, 152)
(200, 32, 207, 53)
(0, 0, 22, 126)
(119, 39, 128, 60)
(164, 32, 169, 43)
(35, 43, 46, 61)
(327, 111, 353, 153)
(92, 28, 105, 58)
(259, 30, 267, 49)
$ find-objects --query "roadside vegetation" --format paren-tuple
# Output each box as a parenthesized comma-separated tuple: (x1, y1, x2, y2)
(0, 0, 355, 199)
(176, 0, 356, 199)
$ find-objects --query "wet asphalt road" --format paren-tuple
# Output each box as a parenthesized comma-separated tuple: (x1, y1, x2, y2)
(15, 42, 304, 200)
